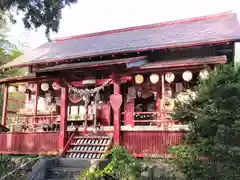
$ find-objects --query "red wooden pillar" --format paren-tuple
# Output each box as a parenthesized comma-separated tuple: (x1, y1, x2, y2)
(113, 82, 121, 146)
(34, 83, 39, 116)
(161, 74, 165, 121)
(59, 87, 67, 149)
(1, 85, 8, 126)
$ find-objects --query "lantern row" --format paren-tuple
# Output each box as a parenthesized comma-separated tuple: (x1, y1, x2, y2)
(135, 69, 209, 84)
(8, 82, 60, 93)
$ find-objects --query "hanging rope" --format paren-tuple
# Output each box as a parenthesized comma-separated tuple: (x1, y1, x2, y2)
(62, 78, 112, 134)
(63, 78, 112, 96)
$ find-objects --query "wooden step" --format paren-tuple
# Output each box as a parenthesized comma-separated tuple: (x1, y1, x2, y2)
(64, 135, 112, 159)
(66, 153, 102, 159)
(66, 150, 105, 153)
(70, 143, 108, 146)
(74, 136, 110, 139)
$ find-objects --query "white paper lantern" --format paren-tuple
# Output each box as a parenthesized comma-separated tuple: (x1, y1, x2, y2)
(29, 84, 36, 92)
(150, 74, 159, 84)
(8, 86, 17, 93)
(165, 72, 175, 83)
(182, 71, 193, 82)
(24, 83, 29, 89)
(41, 83, 49, 92)
(18, 84, 26, 93)
(135, 74, 144, 84)
(199, 69, 209, 79)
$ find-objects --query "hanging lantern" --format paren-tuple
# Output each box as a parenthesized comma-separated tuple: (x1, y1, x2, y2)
(150, 74, 159, 84)
(199, 69, 209, 79)
(165, 72, 175, 83)
(52, 81, 61, 90)
(41, 83, 49, 92)
(18, 84, 26, 93)
(29, 84, 36, 92)
(8, 86, 17, 93)
(182, 71, 193, 82)
(135, 74, 144, 84)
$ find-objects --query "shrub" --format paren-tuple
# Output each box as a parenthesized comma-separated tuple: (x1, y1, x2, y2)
(170, 64, 240, 180)
(80, 146, 141, 180)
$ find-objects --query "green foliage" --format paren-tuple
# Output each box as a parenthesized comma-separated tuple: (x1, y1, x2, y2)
(80, 146, 142, 180)
(171, 64, 240, 179)
(0, 14, 23, 119)
(0, 0, 79, 39)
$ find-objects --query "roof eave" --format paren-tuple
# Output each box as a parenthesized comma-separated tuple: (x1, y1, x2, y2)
(1, 39, 236, 70)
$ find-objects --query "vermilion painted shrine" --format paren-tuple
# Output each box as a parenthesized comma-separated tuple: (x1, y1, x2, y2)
(0, 12, 240, 158)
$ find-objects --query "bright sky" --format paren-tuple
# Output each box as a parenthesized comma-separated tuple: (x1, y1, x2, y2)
(7, 0, 240, 51)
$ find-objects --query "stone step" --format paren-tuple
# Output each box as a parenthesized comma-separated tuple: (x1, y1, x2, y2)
(45, 166, 84, 179)
(58, 158, 91, 168)
(50, 166, 84, 172)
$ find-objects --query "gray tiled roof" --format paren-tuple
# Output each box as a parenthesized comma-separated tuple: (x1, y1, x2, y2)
(2, 11, 240, 69)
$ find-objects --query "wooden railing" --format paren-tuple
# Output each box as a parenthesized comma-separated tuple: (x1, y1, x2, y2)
(0, 132, 59, 154)
(122, 110, 177, 126)
(7, 98, 25, 114)
(121, 130, 185, 157)
(6, 114, 60, 132)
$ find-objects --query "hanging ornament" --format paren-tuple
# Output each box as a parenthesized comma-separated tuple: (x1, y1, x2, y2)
(52, 81, 61, 90)
(182, 71, 193, 82)
(199, 69, 209, 79)
(137, 91, 142, 98)
(135, 74, 144, 84)
(41, 83, 49, 92)
(110, 94, 123, 111)
(165, 72, 175, 83)
(152, 91, 157, 100)
(18, 84, 26, 93)
(8, 86, 17, 93)
(29, 84, 36, 92)
(150, 74, 159, 84)
(95, 92, 101, 102)
(68, 91, 82, 104)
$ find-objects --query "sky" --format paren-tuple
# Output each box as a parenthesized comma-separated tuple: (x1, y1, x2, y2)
(6, 0, 240, 51)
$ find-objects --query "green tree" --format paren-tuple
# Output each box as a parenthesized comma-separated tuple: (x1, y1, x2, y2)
(0, 0, 78, 39)
(0, 12, 22, 119)
(170, 65, 240, 180)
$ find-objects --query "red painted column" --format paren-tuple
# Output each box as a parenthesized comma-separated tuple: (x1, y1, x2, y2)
(113, 82, 121, 146)
(59, 87, 67, 149)
(33, 83, 39, 128)
(1, 85, 8, 126)
(34, 83, 39, 116)
(161, 74, 165, 121)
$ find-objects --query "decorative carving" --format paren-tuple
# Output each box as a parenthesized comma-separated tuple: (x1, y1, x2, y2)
(110, 94, 123, 111)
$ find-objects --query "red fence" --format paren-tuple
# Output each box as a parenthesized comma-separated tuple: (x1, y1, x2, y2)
(121, 131, 185, 157)
(0, 132, 59, 154)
